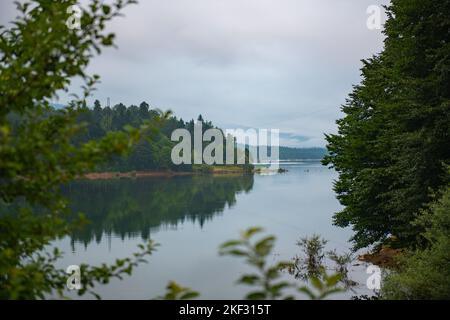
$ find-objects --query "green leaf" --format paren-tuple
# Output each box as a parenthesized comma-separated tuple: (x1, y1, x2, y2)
(223, 249, 247, 256)
(220, 240, 242, 249)
(102, 5, 111, 15)
(269, 282, 290, 293)
(265, 267, 279, 280)
(254, 236, 275, 256)
(310, 276, 324, 290)
(326, 273, 342, 287)
(298, 287, 316, 300)
(246, 291, 267, 300)
(239, 275, 260, 285)
(242, 227, 264, 239)
(179, 291, 200, 300)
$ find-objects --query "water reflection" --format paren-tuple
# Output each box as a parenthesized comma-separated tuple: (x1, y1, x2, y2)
(63, 175, 254, 247)
(53, 163, 374, 299)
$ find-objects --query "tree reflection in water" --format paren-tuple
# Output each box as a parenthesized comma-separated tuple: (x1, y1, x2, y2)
(62, 175, 254, 248)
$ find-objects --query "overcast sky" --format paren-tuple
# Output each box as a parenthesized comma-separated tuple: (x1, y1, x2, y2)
(1, 0, 390, 147)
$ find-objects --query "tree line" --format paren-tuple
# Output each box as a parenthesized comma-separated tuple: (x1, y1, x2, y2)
(73, 100, 211, 171)
(279, 147, 327, 160)
(72, 100, 256, 172)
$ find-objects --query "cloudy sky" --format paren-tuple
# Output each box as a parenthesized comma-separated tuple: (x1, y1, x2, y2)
(1, 0, 389, 147)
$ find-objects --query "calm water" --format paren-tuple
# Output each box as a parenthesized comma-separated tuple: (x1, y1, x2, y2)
(53, 161, 374, 299)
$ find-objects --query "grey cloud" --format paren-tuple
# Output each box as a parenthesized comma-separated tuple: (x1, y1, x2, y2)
(1, 0, 390, 147)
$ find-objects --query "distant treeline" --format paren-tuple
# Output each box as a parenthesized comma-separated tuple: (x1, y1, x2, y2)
(71, 100, 325, 170)
(245, 146, 327, 161)
(279, 146, 327, 160)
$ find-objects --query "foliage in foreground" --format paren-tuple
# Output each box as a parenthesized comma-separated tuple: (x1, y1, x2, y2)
(161, 228, 344, 300)
(0, 0, 169, 299)
(382, 187, 450, 299)
(287, 235, 355, 289)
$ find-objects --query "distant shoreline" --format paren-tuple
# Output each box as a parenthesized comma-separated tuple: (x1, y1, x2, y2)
(82, 168, 251, 180)
(83, 171, 194, 180)
(81, 161, 314, 180)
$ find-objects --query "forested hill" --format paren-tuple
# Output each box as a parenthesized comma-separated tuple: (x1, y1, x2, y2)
(74, 100, 216, 172)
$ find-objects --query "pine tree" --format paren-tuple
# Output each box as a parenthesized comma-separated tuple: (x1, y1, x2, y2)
(324, 0, 450, 249)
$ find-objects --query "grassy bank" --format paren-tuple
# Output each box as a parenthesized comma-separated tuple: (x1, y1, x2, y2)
(82, 165, 254, 180)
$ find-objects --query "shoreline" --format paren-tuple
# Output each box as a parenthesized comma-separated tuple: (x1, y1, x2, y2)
(81, 165, 289, 180)
(82, 169, 252, 180)
(82, 171, 196, 180)
(358, 247, 403, 268)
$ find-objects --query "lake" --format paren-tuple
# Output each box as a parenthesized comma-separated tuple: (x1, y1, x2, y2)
(53, 161, 375, 299)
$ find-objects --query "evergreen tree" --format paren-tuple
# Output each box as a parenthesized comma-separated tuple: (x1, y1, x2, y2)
(0, 0, 161, 299)
(323, 0, 450, 249)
